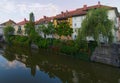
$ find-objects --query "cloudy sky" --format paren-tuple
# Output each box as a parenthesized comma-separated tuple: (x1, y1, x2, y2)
(0, 0, 120, 23)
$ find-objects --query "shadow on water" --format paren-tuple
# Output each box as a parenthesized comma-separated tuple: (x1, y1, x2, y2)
(0, 44, 120, 83)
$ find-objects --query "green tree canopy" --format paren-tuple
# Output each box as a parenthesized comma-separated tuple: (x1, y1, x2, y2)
(4, 26, 15, 42)
(25, 21, 38, 42)
(29, 12, 35, 22)
(77, 8, 114, 45)
(56, 22, 73, 39)
(38, 22, 55, 38)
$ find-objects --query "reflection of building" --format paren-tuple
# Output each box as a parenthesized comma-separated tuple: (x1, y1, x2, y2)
(14, 18, 29, 35)
(3, 45, 120, 83)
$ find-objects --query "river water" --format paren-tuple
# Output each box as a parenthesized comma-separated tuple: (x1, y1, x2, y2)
(0, 44, 120, 83)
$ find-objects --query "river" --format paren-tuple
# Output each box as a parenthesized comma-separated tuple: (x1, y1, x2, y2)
(0, 44, 120, 83)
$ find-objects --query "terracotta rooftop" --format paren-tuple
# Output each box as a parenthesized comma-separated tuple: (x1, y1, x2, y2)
(16, 18, 29, 25)
(55, 2, 117, 19)
(35, 16, 55, 25)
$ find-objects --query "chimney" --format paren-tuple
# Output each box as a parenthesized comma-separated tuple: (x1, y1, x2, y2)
(83, 5, 87, 11)
(61, 11, 64, 14)
(98, 1, 101, 7)
(44, 16, 47, 19)
(24, 18, 26, 22)
(66, 10, 68, 13)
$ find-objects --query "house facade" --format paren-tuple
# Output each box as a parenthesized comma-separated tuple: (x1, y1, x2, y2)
(0, 19, 16, 41)
(0, 19, 16, 35)
(35, 16, 54, 38)
(53, 2, 120, 42)
(14, 18, 29, 35)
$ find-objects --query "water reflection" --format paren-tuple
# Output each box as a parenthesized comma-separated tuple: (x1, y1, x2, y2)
(0, 44, 120, 83)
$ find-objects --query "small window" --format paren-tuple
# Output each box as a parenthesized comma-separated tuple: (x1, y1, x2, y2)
(74, 23, 76, 27)
(17, 26, 22, 34)
(18, 26, 21, 30)
(74, 35, 77, 39)
(74, 29, 78, 33)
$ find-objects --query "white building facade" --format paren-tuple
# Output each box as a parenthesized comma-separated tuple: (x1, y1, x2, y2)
(71, 4, 119, 43)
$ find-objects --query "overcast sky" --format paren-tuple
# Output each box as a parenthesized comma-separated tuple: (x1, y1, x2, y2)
(0, 0, 120, 23)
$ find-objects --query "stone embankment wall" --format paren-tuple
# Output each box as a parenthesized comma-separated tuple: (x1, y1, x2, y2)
(91, 44, 120, 67)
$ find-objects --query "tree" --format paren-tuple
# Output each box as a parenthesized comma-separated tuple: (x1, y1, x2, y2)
(4, 26, 15, 42)
(45, 22, 55, 38)
(37, 24, 46, 38)
(56, 22, 73, 39)
(77, 8, 114, 45)
(25, 21, 38, 42)
(29, 12, 35, 22)
(38, 22, 55, 38)
(24, 12, 38, 43)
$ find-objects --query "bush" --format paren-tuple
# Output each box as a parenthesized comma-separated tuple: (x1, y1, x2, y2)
(10, 35, 30, 47)
(34, 38, 51, 48)
(59, 40, 79, 55)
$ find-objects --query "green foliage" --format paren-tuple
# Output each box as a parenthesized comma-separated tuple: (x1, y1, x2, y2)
(25, 21, 38, 42)
(29, 12, 35, 22)
(56, 22, 73, 39)
(34, 37, 51, 48)
(4, 26, 15, 42)
(38, 22, 55, 38)
(77, 8, 114, 45)
(59, 40, 79, 55)
(11, 35, 30, 47)
(17, 27, 22, 34)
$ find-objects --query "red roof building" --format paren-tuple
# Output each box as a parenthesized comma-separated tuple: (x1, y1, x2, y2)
(35, 16, 55, 25)
(16, 18, 29, 25)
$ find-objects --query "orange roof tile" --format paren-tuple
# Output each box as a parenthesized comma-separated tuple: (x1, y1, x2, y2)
(35, 16, 55, 25)
(55, 2, 116, 19)
(16, 18, 29, 25)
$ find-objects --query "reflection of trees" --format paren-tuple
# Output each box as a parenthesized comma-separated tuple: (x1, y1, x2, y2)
(2, 45, 120, 83)
(3, 46, 16, 61)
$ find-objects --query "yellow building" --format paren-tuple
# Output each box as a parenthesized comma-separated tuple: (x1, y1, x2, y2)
(53, 11, 72, 28)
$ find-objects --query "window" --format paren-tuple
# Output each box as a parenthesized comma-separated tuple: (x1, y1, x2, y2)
(74, 29, 78, 33)
(17, 26, 22, 34)
(74, 35, 77, 39)
(18, 26, 21, 30)
(74, 23, 77, 27)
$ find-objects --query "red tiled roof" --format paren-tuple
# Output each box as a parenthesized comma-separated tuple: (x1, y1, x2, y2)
(35, 16, 55, 25)
(16, 18, 29, 25)
(55, 2, 115, 19)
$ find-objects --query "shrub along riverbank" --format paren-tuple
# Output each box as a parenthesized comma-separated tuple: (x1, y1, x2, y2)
(8, 35, 97, 61)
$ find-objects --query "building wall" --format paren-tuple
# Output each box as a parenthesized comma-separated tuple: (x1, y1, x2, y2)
(108, 9, 119, 42)
(71, 9, 119, 42)
(53, 19, 57, 26)
(72, 16, 85, 40)
(68, 17, 72, 27)
(14, 25, 26, 35)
